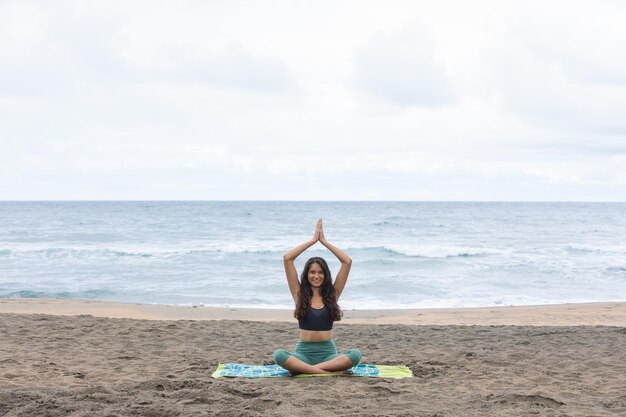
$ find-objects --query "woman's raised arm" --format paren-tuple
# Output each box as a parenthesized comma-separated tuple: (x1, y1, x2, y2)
(318, 219, 352, 299)
(282, 220, 321, 303)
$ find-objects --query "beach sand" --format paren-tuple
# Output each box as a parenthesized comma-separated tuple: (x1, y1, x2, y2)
(1, 299, 625, 416)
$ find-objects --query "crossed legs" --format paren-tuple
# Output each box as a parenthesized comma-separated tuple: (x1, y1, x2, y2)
(273, 346, 362, 375)
(282, 353, 354, 374)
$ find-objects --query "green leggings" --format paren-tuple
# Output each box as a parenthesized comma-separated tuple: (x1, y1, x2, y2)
(273, 339, 362, 368)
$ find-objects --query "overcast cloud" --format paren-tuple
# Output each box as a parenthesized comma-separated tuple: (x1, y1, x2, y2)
(1, 0, 625, 201)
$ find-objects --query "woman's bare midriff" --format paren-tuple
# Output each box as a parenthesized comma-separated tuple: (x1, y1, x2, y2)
(299, 329, 332, 342)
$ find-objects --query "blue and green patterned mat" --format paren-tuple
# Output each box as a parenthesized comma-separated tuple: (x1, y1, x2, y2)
(212, 363, 413, 378)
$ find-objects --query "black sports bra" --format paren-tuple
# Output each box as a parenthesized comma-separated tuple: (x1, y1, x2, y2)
(298, 305, 334, 331)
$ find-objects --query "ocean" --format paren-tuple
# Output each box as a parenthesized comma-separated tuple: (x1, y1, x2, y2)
(1, 201, 625, 309)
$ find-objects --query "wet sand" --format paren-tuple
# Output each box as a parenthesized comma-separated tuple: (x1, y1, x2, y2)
(1, 299, 625, 416)
(1, 298, 625, 326)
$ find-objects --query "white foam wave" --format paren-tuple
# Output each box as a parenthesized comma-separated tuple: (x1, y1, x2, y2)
(380, 244, 507, 258)
(165, 295, 626, 310)
(0, 242, 292, 258)
(0, 242, 507, 259)
(336, 295, 622, 310)
(566, 244, 626, 254)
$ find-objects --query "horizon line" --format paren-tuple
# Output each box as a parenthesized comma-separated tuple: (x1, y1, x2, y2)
(1, 199, 625, 203)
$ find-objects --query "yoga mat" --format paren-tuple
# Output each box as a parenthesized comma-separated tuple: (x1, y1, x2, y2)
(212, 363, 413, 379)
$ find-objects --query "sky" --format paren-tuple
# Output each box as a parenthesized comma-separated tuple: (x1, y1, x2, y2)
(1, 0, 625, 201)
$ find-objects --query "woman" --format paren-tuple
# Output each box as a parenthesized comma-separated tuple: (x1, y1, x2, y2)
(272, 218, 362, 375)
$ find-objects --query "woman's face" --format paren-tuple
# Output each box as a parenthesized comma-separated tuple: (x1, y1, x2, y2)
(307, 262, 325, 288)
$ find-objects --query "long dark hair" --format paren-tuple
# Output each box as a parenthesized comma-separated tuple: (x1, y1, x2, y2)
(294, 257, 343, 322)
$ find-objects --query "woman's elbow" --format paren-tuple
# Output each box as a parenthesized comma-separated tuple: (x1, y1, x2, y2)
(344, 258, 352, 265)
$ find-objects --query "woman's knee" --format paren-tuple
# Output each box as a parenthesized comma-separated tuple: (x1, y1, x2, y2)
(272, 349, 291, 368)
(343, 348, 362, 366)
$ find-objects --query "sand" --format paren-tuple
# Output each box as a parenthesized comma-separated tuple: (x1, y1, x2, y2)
(2, 298, 625, 326)
(1, 300, 625, 416)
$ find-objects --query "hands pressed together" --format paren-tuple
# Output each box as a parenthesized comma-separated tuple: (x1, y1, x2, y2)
(312, 218, 328, 245)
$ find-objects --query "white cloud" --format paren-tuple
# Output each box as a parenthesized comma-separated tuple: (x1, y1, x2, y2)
(353, 23, 456, 107)
(0, 2, 131, 96)
(481, 2, 626, 133)
(154, 43, 297, 93)
(1, 0, 625, 201)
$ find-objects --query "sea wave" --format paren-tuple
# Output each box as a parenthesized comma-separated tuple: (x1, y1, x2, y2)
(357, 244, 505, 258)
(0, 243, 505, 259)
(3, 289, 117, 300)
(0, 247, 155, 260)
(0, 242, 292, 257)
(161, 295, 620, 310)
(566, 244, 626, 254)
(8, 242, 624, 261)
